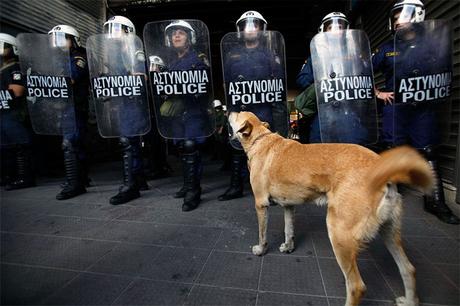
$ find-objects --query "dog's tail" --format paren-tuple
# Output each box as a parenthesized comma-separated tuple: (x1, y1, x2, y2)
(368, 146, 433, 198)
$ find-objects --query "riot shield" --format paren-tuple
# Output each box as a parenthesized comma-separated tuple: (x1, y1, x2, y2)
(17, 33, 76, 135)
(310, 30, 378, 144)
(221, 31, 288, 149)
(394, 19, 452, 144)
(86, 34, 151, 138)
(143, 19, 215, 140)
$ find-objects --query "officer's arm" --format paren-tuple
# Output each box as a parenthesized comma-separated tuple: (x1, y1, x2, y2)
(71, 56, 88, 83)
(296, 57, 314, 90)
(9, 70, 26, 97)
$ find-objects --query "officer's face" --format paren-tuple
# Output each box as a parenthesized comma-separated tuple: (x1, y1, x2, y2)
(171, 29, 189, 49)
(393, 11, 409, 31)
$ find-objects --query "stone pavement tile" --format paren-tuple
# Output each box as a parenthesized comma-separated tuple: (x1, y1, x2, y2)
(401, 218, 449, 237)
(259, 254, 325, 295)
(406, 236, 460, 264)
(88, 243, 163, 277)
(184, 285, 257, 306)
(1, 211, 47, 232)
(328, 298, 394, 305)
(214, 228, 315, 257)
(197, 251, 261, 290)
(7, 214, 107, 238)
(0, 197, 57, 217)
(424, 217, 460, 240)
(113, 279, 191, 305)
(1, 263, 78, 305)
(0, 184, 60, 201)
(399, 188, 427, 218)
(44, 272, 132, 305)
(137, 246, 211, 282)
(435, 264, 460, 288)
(374, 250, 460, 306)
(115, 205, 233, 228)
(257, 292, 328, 306)
(318, 258, 394, 300)
(311, 231, 372, 259)
(85, 220, 221, 249)
(46, 201, 134, 221)
(1, 233, 117, 270)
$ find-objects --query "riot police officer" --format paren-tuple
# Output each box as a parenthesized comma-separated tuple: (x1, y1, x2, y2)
(219, 11, 286, 201)
(101, 16, 149, 205)
(48, 25, 90, 200)
(296, 12, 354, 143)
(0, 33, 35, 190)
(372, 0, 459, 224)
(164, 20, 211, 211)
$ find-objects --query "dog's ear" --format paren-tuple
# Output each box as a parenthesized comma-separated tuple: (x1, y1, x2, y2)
(237, 119, 253, 137)
(262, 121, 270, 129)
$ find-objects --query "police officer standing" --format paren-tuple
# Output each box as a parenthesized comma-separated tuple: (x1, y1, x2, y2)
(372, 0, 459, 224)
(99, 16, 149, 205)
(48, 25, 90, 200)
(0, 33, 35, 190)
(219, 11, 287, 201)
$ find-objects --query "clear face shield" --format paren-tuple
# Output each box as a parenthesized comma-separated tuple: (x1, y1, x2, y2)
(391, 5, 417, 31)
(0, 41, 14, 65)
(104, 23, 131, 38)
(237, 17, 265, 40)
(322, 18, 349, 32)
(149, 56, 166, 72)
(166, 27, 190, 50)
(49, 31, 68, 48)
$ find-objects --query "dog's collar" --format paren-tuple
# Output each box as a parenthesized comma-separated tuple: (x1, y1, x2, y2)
(248, 131, 272, 149)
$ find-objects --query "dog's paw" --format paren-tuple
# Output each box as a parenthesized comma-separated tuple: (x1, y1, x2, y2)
(252, 244, 267, 256)
(279, 241, 295, 253)
(395, 296, 419, 306)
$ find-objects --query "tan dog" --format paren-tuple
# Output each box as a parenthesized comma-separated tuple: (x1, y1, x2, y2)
(228, 111, 434, 306)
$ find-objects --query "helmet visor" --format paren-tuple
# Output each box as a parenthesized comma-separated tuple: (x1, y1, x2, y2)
(49, 31, 68, 48)
(323, 18, 349, 32)
(104, 23, 132, 37)
(237, 17, 264, 33)
(391, 5, 417, 29)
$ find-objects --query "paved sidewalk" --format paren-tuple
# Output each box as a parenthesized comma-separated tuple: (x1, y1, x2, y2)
(1, 161, 459, 305)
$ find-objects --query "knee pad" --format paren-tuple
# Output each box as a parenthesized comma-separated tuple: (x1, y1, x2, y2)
(420, 145, 436, 161)
(183, 139, 197, 154)
(62, 139, 75, 153)
(119, 137, 131, 150)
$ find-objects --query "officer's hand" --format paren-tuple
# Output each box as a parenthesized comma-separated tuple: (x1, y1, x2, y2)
(377, 92, 394, 105)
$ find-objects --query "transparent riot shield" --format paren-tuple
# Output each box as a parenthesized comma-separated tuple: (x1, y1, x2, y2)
(86, 34, 151, 138)
(17, 33, 76, 135)
(221, 31, 288, 149)
(310, 29, 378, 144)
(394, 19, 452, 144)
(143, 19, 215, 140)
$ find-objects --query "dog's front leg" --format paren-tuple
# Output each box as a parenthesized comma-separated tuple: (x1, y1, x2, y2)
(252, 203, 268, 256)
(279, 205, 295, 253)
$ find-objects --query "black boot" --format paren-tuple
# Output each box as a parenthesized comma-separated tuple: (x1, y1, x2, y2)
(424, 160, 459, 224)
(135, 172, 149, 191)
(218, 150, 245, 201)
(6, 145, 36, 191)
(110, 138, 140, 205)
(56, 140, 86, 200)
(182, 140, 202, 212)
(174, 154, 187, 198)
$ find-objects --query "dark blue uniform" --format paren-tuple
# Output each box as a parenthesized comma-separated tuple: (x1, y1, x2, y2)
(167, 49, 210, 144)
(63, 47, 89, 160)
(0, 61, 32, 146)
(372, 38, 440, 149)
(225, 45, 283, 127)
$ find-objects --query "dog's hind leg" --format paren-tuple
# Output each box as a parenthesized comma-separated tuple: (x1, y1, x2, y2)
(381, 223, 418, 306)
(328, 221, 366, 306)
(279, 205, 295, 253)
(252, 201, 269, 256)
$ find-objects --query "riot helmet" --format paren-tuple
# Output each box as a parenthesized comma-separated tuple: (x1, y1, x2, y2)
(48, 25, 80, 48)
(104, 16, 136, 37)
(165, 20, 196, 49)
(149, 55, 166, 72)
(389, 0, 425, 32)
(0, 33, 18, 64)
(318, 12, 349, 33)
(236, 10, 267, 40)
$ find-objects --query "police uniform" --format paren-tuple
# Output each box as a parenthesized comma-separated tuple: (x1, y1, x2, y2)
(373, 34, 459, 224)
(167, 48, 211, 211)
(1, 60, 34, 189)
(56, 46, 90, 200)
